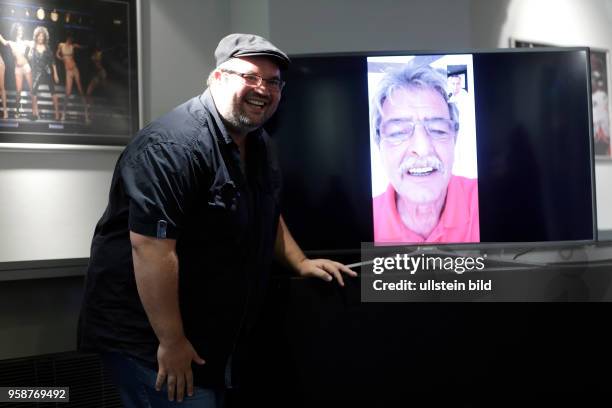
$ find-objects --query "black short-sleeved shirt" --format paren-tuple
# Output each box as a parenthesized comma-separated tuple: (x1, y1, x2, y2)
(78, 89, 282, 387)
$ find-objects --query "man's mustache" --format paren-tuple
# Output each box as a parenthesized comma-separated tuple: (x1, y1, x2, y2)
(244, 91, 271, 103)
(399, 156, 443, 174)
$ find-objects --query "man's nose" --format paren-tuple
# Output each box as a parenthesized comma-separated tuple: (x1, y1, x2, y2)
(408, 123, 434, 156)
(253, 81, 273, 96)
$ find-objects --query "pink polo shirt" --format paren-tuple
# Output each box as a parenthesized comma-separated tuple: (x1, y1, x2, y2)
(372, 176, 480, 244)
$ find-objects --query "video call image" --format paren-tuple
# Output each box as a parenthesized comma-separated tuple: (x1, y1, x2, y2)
(367, 54, 480, 244)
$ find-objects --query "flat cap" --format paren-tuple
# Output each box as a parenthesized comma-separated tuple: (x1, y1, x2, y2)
(215, 33, 290, 69)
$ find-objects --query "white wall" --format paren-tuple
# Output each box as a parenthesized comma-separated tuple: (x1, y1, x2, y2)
(269, 0, 472, 54)
(0, 148, 120, 263)
(144, 0, 229, 121)
(230, 0, 269, 38)
(471, 0, 612, 230)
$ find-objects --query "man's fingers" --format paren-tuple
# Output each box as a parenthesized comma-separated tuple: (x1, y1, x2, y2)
(310, 266, 332, 282)
(318, 263, 344, 286)
(193, 353, 206, 365)
(176, 373, 185, 402)
(186, 370, 194, 397)
(305, 260, 356, 285)
(335, 261, 358, 276)
(326, 264, 345, 286)
(166, 374, 176, 401)
(155, 370, 166, 392)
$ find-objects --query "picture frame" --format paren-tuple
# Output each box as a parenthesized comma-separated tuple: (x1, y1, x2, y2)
(510, 37, 612, 159)
(0, 0, 140, 146)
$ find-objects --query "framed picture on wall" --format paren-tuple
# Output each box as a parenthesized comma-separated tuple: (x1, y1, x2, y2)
(0, 0, 139, 146)
(511, 37, 611, 159)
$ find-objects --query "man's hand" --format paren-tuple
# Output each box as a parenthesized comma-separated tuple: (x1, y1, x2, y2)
(130, 231, 204, 402)
(155, 336, 205, 402)
(296, 258, 357, 287)
(274, 215, 357, 286)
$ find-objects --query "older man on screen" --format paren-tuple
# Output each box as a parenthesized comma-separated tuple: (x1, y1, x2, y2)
(370, 64, 479, 243)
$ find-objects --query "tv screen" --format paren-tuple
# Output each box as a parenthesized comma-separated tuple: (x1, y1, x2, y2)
(267, 48, 596, 251)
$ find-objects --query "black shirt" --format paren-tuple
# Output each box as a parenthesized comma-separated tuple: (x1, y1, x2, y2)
(78, 89, 282, 387)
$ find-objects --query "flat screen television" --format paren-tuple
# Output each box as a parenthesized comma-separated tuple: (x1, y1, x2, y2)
(265, 48, 597, 252)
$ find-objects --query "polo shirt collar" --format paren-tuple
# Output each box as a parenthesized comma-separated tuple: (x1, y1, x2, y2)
(385, 176, 469, 241)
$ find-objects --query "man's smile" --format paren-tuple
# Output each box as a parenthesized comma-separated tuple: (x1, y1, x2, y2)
(406, 166, 437, 176)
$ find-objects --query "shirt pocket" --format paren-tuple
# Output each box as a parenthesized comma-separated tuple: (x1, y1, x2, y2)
(206, 180, 244, 243)
(208, 180, 238, 211)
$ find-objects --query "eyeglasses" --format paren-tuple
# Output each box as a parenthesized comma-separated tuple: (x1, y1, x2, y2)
(380, 118, 457, 146)
(220, 69, 285, 92)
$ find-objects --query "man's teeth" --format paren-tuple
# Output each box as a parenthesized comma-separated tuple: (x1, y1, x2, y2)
(407, 166, 435, 175)
(246, 99, 266, 106)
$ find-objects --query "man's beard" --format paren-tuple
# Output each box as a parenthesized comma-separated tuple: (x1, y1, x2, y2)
(223, 93, 271, 134)
(224, 111, 262, 134)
